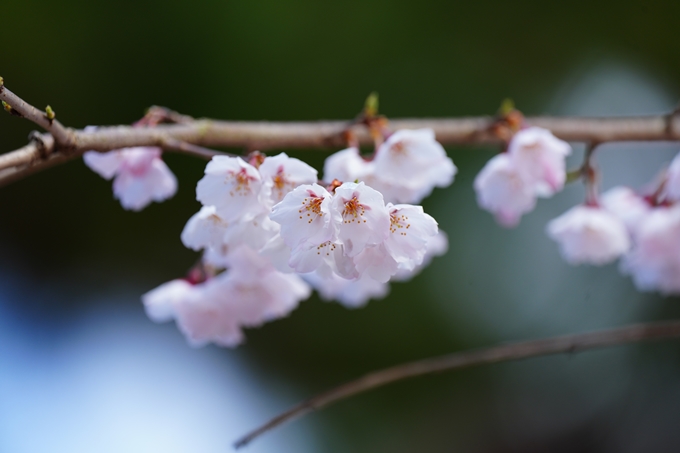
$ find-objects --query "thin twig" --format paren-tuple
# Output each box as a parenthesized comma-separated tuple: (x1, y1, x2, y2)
(234, 319, 680, 448)
(0, 82, 74, 147)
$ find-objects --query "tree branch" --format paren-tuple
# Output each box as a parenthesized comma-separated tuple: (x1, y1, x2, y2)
(234, 319, 680, 448)
(0, 80, 74, 147)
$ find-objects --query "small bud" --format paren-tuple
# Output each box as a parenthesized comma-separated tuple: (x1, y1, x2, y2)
(0, 76, 4, 87)
(2, 100, 10, 113)
(498, 98, 515, 116)
(45, 105, 55, 120)
(364, 92, 379, 118)
(566, 168, 583, 184)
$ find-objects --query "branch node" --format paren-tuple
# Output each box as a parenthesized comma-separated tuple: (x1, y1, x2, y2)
(45, 105, 55, 123)
(2, 100, 22, 117)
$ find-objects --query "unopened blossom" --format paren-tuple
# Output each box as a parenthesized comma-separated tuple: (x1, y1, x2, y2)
(620, 206, 680, 294)
(546, 205, 630, 265)
(663, 152, 680, 201)
(373, 129, 457, 199)
(331, 182, 391, 257)
(270, 183, 335, 249)
(259, 153, 318, 206)
(507, 126, 571, 196)
(303, 271, 389, 308)
(196, 156, 264, 222)
(474, 153, 537, 227)
(84, 147, 177, 211)
(181, 205, 229, 252)
(600, 186, 651, 233)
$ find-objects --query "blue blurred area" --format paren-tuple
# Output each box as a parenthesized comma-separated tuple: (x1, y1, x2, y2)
(2, 1, 680, 452)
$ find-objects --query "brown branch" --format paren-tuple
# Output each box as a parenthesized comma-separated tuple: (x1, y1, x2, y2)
(234, 319, 680, 448)
(0, 81, 74, 147)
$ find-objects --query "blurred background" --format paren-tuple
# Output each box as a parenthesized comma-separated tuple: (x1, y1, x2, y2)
(2, 1, 680, 452)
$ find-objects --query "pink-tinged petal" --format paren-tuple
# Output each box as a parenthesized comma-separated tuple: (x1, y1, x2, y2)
(302, 271, 390, 308)
(384, 203, 438, 267)
(332, 182, 390, 257)
(663, 152, 680, 201)
(196, 156, 263, 222)
(270, 183, 335, 249)
(393, 230, 449, 281)
(323, 147, 373, 182)
(353, 244, 399, 283)
(181, 206, 229, 251)
(83, 151, 124, 179)
(145, 158, 178, 201)
(141, 279, 197, 323)
(547, 205, 630, 265)
(474, 153, 536, 227)
(259, 153, 318, 205)
(600, 186, 651, 234)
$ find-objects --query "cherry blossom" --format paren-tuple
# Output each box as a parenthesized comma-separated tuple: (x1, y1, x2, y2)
(393, 230, 449, 281)
(663, 151, 680, 202)
(546, 205, 630, 265)
(474, 153, 537, 227)
(374, 129, 457, 199)
(196, 156, 264, 222)
(141, 278, 197, 323)
(331, 182, 390, 257)
(269, 183, 336, 249)
(181, 205, 230, 252)
(600, 186, 651, 233)
(259, 153, 318, 206)
(303, 271, 389, 308)
(323, 147, 372, 183)
(84, 146, 177, 211)
(620, 206, 680, 294)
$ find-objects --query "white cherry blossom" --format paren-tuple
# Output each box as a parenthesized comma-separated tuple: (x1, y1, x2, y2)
(323, 147, 373, 183)
(374, 128, 456, 186)
(384, 203, 438, 268)
(270, 183, 335, 249)
(507, 126, 571, 196)
(663, 151, 680, 202)
(181, 205, 229, 251)
(84, 147, 177, 211)
(259, 153, 318, 206)
(393, 230, 449, 281)
(620, 206, 680, 294)
(600, 186, 651, 233)
(353, 244, 399, 283)
(547, 205, 630, 265)
(288, 240, 358, 279)
(196, 156, 264, 222)
(303, 271, 389, 308)
(331, 182, 390, 257)
(141, 278, 196, 323)
(474, 153, 537, 227)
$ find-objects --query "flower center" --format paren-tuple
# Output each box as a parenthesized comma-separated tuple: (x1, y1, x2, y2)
(390, 212, 410, 236)
(228, 168, 256, 196)
(298, 194, 324, 224)
(342, 196, 367, 224)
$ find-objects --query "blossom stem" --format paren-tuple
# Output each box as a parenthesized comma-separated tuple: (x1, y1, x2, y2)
(234, 319, 680, 448)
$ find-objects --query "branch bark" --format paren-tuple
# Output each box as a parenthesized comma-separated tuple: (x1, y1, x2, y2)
(234, 319, 680, 448)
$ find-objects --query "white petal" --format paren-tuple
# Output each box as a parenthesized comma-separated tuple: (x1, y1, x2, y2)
(181, 206, 229, 251)
(270, 183, 335, 248)
(83, 151, 124, 179)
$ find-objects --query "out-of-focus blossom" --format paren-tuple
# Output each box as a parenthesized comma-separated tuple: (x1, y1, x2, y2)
(393, 230, 449, 281)
(303, 271, 389, 308)
(259, 153, 318, 206)
(600, 186, 651, 233)
(323, 147, 372, 184)
(474, 127, 571, 226)
(84, 147, 177, 211)
(546, 205, 630, 265)
(474, 153, 536, 227)
(181, 205, 229, 252)
(620, 206, 680, 295)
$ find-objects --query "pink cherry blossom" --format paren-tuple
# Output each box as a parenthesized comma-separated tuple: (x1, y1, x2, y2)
(620, 206, 680, 294)
(474, 153, 537, 227)
(302, 271, 389, 308)
(546, 205, 630, 265)
(383, 203, 438, 268)
(323, 147, 373, 183)
(663, 151, 680, 201)
(393, 230, 449, 281)
(288, 240, 358, 279)
(331, 182, 390, 257)
(507, 126, 571, 196)
(141, 278, 196, 323)
(259, 153, 318, 206)
(374, 129, 456, 188)
(196, 156, 264, 222)
(84, 147, 177, 211)
(600, 186, 651, 233)
(181, 205, 229, 252)
(270, 183, 335, 249)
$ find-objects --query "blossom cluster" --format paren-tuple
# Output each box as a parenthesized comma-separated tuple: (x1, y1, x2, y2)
(82, 128, 455, 347)
(472, 125, 680, 295)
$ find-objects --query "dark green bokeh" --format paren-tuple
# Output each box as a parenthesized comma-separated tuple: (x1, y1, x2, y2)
(2, 1, 680, 451)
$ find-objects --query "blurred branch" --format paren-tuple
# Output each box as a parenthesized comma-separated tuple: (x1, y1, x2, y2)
(234, 319, 680, 448)
(2, 77, 680, 186)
